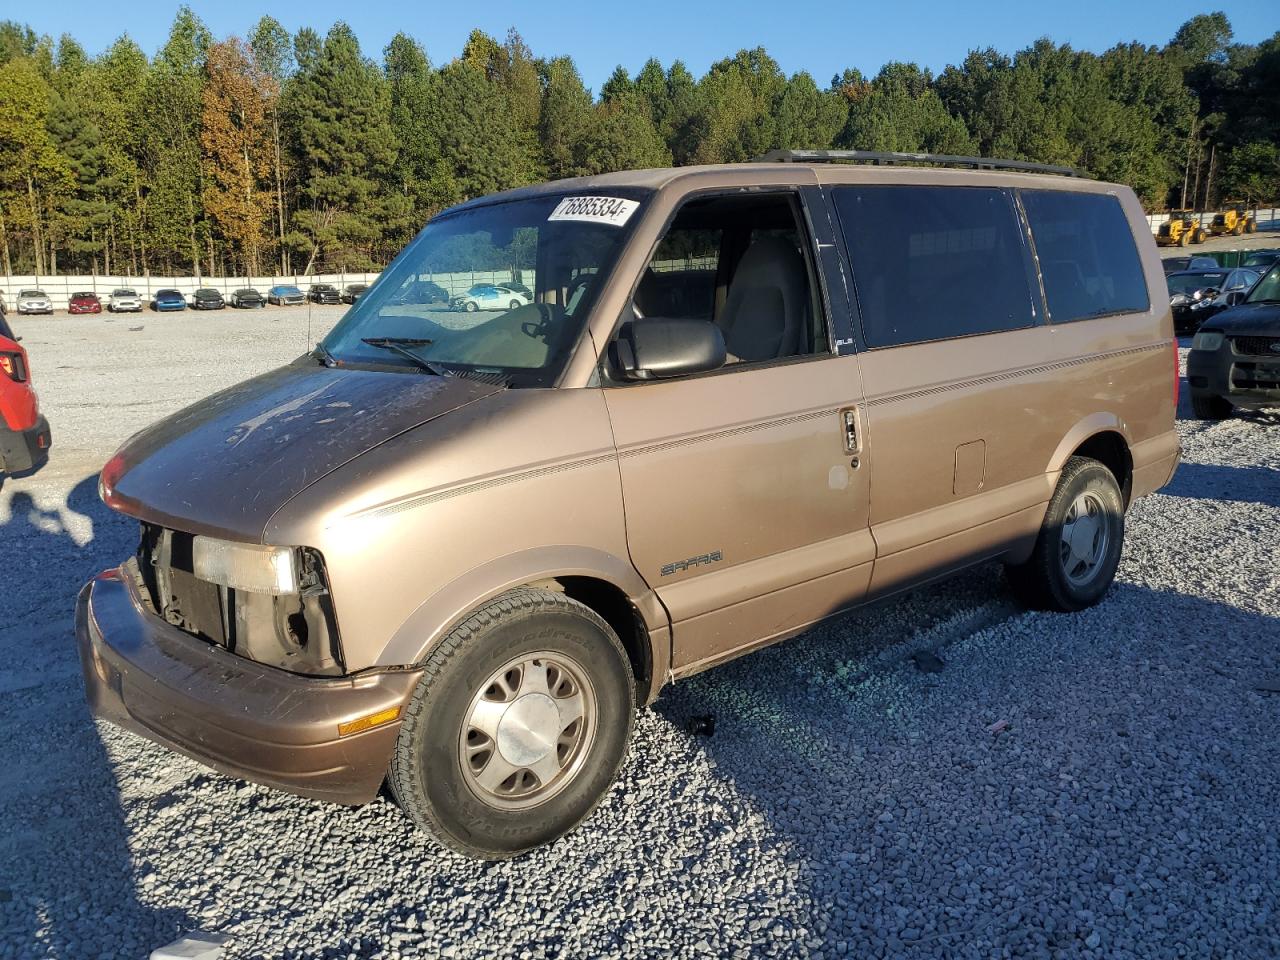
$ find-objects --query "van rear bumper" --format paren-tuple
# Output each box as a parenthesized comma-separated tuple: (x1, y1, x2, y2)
(76, 568, 422, 805)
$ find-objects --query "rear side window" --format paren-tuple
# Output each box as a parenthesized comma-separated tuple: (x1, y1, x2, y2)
(832, 185, 1037, 348)
(1020, 190, 1149, 322)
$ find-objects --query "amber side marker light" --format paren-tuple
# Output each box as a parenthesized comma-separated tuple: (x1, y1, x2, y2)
(338, 706, 402, 738)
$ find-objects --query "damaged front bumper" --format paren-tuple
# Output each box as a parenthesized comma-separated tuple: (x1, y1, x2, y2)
(76, 567, 422, 805)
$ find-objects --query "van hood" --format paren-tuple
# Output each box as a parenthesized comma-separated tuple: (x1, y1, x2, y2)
(102, 359, 504, 541)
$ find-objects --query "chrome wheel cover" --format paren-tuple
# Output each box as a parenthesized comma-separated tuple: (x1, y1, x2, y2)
(459, 652, 596, 811)
(1060, 491, 1110, 586)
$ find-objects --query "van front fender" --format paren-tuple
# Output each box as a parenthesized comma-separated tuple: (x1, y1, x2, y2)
(374, 545, 670, 673)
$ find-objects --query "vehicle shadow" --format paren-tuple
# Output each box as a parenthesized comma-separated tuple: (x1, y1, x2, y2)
(1162, 460, 1280, 508)
(0, 474, 192, 959)
(652, 571, 1280, 955)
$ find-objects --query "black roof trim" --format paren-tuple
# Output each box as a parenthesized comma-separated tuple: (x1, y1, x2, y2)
(751, 149, 1083, 178)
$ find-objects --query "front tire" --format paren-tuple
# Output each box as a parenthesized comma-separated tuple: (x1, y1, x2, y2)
(1191, 391, 1232, 420)
(389, 588, 635, 860)
(1005, 456, 1124, 612)
(464, 301, 478, 313)
(509, 300, 522, 311)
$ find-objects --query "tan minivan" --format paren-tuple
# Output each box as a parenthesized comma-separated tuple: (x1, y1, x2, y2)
(77, 151, 1180, 858)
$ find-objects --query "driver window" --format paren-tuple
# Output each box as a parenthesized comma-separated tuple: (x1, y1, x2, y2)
(633, 194, 827, 365)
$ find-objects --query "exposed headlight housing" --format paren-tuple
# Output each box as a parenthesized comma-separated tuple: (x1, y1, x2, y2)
(1191, 331, 1224, 352)
(192, 537, 299, 595)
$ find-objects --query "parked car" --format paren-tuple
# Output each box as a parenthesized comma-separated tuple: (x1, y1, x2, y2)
(341, 284, 368, 304)
(1162, 255, 1218, 275)
(497, 281, 534, 300)
(268, 285, 305, 306)
(1167, 268, 1257, 334)
(15, 290, 52, 315)
(192, 288, 226, 310)
(79, 152, 1179, 860)
(390, 279, 449, 305)
(1241, 251, 1280, 271)
(228, 288, 266, 309)
(1180, 268, 1262, 330)
(151, 289, 187, 312)
(0, 310, 52, 474)
(68, 291, 102, 314)
(108, 288, 143, 313)
(450, 283, 532, 312)
(308, 283, 341, 304)
(1187, 264, 1280, 419)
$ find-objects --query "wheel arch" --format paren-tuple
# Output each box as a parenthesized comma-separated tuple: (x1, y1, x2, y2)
(375, 546, 670, 704)
(1048, 414, 1134, 506)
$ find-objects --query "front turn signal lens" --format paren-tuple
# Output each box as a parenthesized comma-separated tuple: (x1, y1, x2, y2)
(338, 706, 402, 738)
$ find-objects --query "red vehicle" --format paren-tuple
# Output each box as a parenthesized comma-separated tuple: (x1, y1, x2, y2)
(0, 310, 52, 474)
(68, 291, 102, 314)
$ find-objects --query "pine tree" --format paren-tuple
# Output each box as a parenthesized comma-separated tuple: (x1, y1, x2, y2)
(286, 23, 406, 272)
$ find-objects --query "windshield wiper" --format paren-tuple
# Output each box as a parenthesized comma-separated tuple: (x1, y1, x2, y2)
(314, 341, 338, 368)
(361, 336, 447, 376)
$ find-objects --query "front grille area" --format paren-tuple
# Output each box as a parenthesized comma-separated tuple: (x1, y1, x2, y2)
(1231, 363, 1280, 391)
(136, 522, 344, 675)
(1232, 336, 1280, 356)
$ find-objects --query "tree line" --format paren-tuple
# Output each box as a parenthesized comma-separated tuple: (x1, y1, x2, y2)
(0, 9, 1276, 278)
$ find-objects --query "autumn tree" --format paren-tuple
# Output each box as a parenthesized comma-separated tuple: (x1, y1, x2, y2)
(200, 39, 272, 274)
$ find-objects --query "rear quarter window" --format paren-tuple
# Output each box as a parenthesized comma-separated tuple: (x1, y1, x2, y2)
(1020, 190, 1149, 322)
(832, 185, 1037, 348)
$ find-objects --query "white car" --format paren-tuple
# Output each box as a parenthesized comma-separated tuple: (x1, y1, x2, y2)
(16, 289, 53, 315)
(449, 283, 533, 313)
(108, 288, 143, 312)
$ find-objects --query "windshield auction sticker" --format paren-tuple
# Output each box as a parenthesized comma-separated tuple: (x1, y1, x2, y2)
(548, 196, 640, 226)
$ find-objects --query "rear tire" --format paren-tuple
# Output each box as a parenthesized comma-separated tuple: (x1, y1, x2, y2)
(1005, 456, 1124, 613)
(1179, 231, 1190, 247)
(509, 300, 522, 310)
(389, 588, 635, 860)
(1191, 391, 1232, 420)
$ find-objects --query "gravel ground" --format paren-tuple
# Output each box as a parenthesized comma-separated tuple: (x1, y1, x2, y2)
(1, 308, 1278, 960)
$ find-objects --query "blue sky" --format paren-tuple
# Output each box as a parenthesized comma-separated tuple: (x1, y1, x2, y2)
(18, 0, 1278, 89)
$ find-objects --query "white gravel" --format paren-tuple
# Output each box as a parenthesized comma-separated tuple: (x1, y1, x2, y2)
(1, 312, 1278, 959)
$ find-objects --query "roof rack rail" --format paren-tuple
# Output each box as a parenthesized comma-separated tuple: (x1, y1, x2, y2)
(751, 149, 1082, 178)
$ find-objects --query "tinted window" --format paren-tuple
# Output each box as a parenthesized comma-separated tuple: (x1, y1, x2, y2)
(1021, 191, 1149, 322)
(832, 186, 1036, 348)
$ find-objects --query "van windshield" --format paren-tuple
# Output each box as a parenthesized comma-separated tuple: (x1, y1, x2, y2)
(323, 192, 647, 387)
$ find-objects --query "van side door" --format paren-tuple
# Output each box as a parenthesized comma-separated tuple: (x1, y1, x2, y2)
(601, 188, 872, 676)
(828, 182, 1054, 596)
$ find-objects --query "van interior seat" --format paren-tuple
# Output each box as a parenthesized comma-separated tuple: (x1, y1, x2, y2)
(719, 236, 806, 362)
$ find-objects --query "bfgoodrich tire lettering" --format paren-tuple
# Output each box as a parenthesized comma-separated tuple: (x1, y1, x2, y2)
(1005, 456, 1125, 612)
(389, 588, 635, 859)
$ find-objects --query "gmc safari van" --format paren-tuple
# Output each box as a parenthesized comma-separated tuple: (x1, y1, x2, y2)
(78, 151, 1180, 858)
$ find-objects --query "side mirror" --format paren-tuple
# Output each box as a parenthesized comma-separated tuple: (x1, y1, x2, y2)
(1225, 291, 1246, 306)
(610, 317, 726, 380)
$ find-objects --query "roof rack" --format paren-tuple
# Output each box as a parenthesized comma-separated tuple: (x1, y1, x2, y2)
(751, 149, 1082, 178)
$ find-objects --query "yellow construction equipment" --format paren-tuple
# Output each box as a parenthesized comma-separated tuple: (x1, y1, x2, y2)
(1156, 210, 1208, 247)
(1209, 201, 1257, 237)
